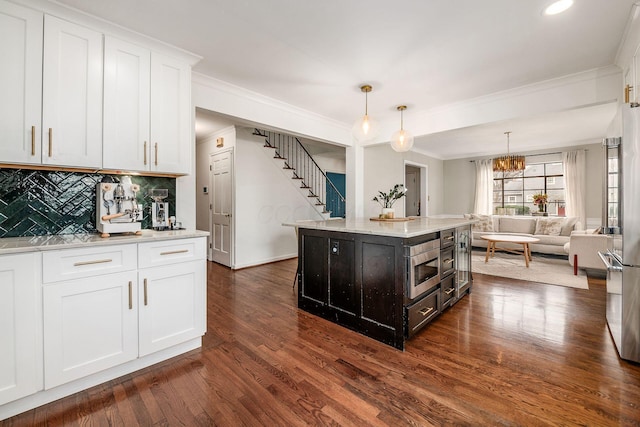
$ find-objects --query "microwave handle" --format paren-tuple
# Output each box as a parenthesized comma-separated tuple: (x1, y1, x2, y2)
(598, 251, 623, 272)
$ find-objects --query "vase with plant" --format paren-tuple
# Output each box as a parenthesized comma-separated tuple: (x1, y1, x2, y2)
(373, 184, 407, 218)
(532, 193, 548, 213)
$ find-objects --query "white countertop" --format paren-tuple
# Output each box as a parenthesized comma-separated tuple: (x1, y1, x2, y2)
(0, 229, 210, 255)
(283, 217, 474, 238)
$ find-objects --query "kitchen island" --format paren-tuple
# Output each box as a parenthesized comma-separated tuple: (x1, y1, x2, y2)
(286, 217, 474, 350)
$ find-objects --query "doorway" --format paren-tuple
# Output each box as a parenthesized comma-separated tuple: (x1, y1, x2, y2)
(405, 163, 428, 217)
(210, 150, 233, 266)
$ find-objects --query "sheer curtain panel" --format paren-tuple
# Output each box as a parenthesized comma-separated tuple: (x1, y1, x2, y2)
(563, 150, 586, 229)
(473, 159, 494, 215)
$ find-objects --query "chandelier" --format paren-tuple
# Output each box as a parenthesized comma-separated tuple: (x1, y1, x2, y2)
(493, 131, 525, 172)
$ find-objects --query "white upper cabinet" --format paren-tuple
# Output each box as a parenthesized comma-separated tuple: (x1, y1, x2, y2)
(104, 37, 191, 174)
(42, 15, 103, 168)
(150, 53, 192, 174)
(0, 0, 43, 165)
(103, 37, 151, 171)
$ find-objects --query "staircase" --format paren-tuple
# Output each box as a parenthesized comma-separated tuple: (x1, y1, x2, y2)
(253, 129, 346, 218)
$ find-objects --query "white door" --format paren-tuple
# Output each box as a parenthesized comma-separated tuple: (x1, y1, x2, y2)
(0, 253, 42, 405)
(0, 0, 43, 165)
(210, 150, 233, 266)
(42, 14, 103, 168)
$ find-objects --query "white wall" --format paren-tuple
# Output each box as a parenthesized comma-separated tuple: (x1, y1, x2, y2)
(443, 142, 604, 227)
(233, 127, 322, 269)
(364, 144, 444, 218)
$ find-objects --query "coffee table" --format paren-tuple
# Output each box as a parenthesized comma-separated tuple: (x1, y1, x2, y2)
(480, 234, 540, 268)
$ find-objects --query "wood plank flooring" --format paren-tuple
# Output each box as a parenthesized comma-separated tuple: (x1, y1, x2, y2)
(3, 258, 640, 426)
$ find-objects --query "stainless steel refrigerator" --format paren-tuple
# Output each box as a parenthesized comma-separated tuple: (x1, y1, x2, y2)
(600, 104, 640, 364)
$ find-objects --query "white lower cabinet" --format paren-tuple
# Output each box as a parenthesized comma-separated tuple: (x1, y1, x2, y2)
(0, 253, 42, 405)
(43, 271, 138, 389)
(41, 238, 206, 389)
(139, 261, 206, 356)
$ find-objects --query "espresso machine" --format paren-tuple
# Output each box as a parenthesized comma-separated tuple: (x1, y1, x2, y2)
(150, 189, 169, 230)
(96, 176, 143, 237)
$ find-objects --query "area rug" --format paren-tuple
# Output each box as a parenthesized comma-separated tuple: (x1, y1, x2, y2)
(471, 251, 589, 289)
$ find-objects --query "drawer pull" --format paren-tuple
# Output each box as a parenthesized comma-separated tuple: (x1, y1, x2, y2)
(160, 249, 189, 256)
(444, 236, 455, 241)
(31, 125, 36, 155)
(444, 287, 455, 295)
(419, 306, 434, 317)
(128, 281, 133, 310)
(144, 278, 148, 306)
(73, 258, 113, 267)
(442, 258, 454, 265)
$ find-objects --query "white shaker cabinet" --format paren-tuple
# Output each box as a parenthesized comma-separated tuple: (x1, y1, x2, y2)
(42, 245, 138, 389)
(103, 36, 191, 174)
(150, 52, 192, 174)
(138, 238, 206, 356)
(0, 253, 42, 405)
(42, 14, 103, 168)
(103, 37, 151, 171)
(0, 0, 43, 165)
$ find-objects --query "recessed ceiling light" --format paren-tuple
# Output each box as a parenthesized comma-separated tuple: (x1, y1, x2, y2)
(544, 0, 574, 15)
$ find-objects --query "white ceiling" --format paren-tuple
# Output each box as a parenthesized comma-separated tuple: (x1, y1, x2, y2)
(55, 0, 636, 158)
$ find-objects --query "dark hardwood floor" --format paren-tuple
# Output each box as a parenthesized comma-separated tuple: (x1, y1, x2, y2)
(3, 258, 640, 426)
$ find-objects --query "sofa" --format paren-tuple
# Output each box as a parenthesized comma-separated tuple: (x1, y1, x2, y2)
(565, 230, 613, 274)
(465, 214, 582, 256)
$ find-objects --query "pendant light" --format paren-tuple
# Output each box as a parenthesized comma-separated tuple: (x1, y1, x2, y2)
(493, 131, 525, 172)
(352, 85, 380, 142)
(390, 105, 414, 152)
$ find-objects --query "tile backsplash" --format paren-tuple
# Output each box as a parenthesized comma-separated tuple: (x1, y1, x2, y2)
(0, 168, 176, 238)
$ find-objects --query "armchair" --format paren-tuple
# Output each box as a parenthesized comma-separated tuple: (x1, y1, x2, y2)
(564, 230, 613, 275)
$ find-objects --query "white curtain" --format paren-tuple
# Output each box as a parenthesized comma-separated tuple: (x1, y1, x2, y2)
(563, 150, 586, 229)
(473, 159, 494, 215)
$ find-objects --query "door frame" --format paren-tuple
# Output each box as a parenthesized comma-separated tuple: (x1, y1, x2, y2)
(209, 147, 235, 267)
(404, 161, 428, 217)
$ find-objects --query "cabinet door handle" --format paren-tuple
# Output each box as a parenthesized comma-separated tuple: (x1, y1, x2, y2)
(154, 142, 158, 166)
(144, 278, 148, 305)
(31, 126, 36, 155)
(128, 281, 133, 310)
(419, 306, 434, 317)
(160, 249, 189, 256)
(144, 141, 147, 165)
(444, 287, 455, 295)
(48, 128, 53, 157)
(73, 258, 113, 266)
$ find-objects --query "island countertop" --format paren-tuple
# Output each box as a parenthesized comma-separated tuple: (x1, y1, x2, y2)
(0, 229, 210, 255)
(283, 217, 474, 238)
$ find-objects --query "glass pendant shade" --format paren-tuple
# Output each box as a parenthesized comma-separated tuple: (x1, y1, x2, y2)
(352, 114, 380, 142)
(352, 85, 379, 142)
(390, 129, 414, 152)
(390, 105, 413, 152)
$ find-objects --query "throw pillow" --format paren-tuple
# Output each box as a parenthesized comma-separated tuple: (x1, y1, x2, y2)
(499, 217, 536, 234)
(560, 217, 578, 236)
(466, 213, 494, 232)
(534, 218, 564, 236)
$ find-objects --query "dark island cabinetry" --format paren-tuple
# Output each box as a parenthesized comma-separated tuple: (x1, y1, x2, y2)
(297, 222, 472, 350)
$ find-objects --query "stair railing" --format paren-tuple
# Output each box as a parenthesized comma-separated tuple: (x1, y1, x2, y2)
(253, 129, 346, 217)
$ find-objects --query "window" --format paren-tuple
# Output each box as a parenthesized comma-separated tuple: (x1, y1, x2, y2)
(493, 159, 565, 216)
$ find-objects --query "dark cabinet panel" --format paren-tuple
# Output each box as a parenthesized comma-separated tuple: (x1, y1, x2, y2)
(301, 234, 327, 303)
(361, 242, 396, 328)
(329, 238, 357, 315)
